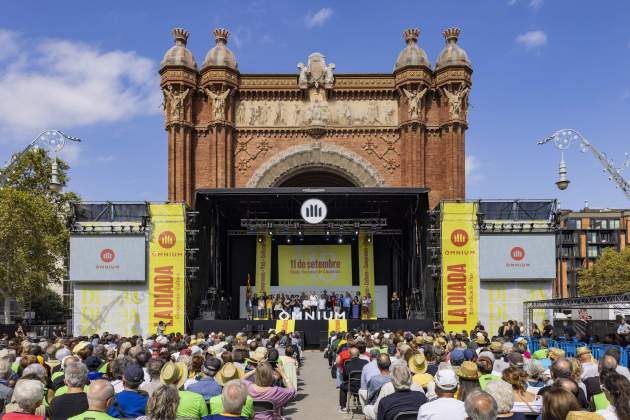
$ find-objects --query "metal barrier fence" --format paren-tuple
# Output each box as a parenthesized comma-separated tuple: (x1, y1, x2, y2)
(527, 337, 629, 367)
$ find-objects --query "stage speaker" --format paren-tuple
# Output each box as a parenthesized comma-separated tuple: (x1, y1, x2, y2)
(201, 310, 215, 320)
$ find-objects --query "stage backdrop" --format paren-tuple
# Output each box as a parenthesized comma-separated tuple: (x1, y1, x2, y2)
(278, 245, 352, 287)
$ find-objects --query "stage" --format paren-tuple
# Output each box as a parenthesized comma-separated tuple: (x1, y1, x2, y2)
(191, 319, 433, 349)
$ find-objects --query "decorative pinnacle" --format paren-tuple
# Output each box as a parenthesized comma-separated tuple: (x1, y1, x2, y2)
(443, 28, 461, 43)
(213, 28, 230, 44)
(403, 28, 420, 45)
(172, 28, 189, 46)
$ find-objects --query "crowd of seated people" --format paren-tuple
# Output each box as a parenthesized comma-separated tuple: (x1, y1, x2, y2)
(0, 329, 301, 419)
(245, 291, 374, 320)
(326, 322, 630, 420)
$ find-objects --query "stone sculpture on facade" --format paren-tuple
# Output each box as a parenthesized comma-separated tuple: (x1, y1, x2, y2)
(402, 87, 428, 120)
(205, 88, 231, 120)
(442, 84, 469, 119)
(297, 52, 335, 90)
(163, 85, 190, 120)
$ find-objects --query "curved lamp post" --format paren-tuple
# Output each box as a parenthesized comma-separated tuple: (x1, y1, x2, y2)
(0, 130, 81, 192)
(538, 129, 630, 200)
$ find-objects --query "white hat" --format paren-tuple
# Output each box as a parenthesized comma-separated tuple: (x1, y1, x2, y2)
(434, 369, 458, 391)
(190, 345, 202, 356)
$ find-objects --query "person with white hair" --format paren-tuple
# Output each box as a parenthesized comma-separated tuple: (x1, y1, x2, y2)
(49, 362, 89, 420)
(484, 380, 523, 419)
(376, 363, 427, 420)
(209, 379, 249, 420)
(68, 379, 117, 420)
(464, 390, 498, 420)
(3, 379, 44, 419)
(0, 359, 13, 406)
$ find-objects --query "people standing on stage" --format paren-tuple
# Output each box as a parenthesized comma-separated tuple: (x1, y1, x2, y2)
(318, 294, 327, 318)
(251, 294, 259, 320)
(342, 293, 352, 318)
(265, 295, 273, 320)
(257, 295, 265, 320)
(362, 293, 372, 320)
(351, 296, 360, 319)
(273, 297, 283, 320)
(245, 294, 253, 320)
(390, 292, 401, 319)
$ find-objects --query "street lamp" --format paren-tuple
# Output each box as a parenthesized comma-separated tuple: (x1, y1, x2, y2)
(0, 129, 81, 192)
(538, 129, 630, 200)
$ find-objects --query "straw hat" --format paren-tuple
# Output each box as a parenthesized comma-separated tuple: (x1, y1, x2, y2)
(247, 350, 266, 365)
(566, 412, 605, 420)
(408, 353, 428, 375)
(489, 342, 503, 353)
(549, 348, 565, 360)
(72, 341, 90, 354)
(415, 336, 424, 345)
(456, 361, 480, 380)
(476, 336, 486, 345)
(160, 361, 188, 389)
(425, 336, 434, 344)
(436, 337, 447, 347)
(215, 362, 244, 386)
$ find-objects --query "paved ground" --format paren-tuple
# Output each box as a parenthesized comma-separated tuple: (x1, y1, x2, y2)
(285, 350, 342, 420)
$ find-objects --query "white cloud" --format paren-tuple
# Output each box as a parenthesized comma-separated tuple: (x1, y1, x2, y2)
(305, 8, 334, 29)
(529, 0, 544, 9)
(516, 30, 548, 49)
(0, 29, 161, 142)
(465, 155, 482, 185)
(0, 29, 19, 61)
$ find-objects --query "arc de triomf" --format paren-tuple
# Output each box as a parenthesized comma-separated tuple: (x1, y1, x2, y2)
(160, 27, 472, 207)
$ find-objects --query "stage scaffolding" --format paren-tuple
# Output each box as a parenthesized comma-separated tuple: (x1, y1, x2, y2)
(523, 293, 630, 333)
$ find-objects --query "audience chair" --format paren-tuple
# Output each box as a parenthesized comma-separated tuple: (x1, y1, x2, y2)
(393, 411, 420, 420)
(346, 370, 363, 419)
(253, 399, 283, 420)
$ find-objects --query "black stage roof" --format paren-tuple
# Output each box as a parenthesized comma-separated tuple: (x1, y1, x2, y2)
(195, 187, 429, 231)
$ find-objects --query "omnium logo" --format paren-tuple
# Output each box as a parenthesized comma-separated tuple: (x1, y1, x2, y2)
(158, 230, 177, 249)
(450, 229, 469, 247)
(301, 198, 327, 224)
(100, 248, 115, 263)
(510, 246, 525, 261)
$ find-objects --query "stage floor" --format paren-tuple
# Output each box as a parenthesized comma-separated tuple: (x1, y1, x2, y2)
(192, 319, 432, 348)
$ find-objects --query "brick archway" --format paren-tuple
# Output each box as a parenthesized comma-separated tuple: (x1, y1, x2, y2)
(247, 143, 385, 188)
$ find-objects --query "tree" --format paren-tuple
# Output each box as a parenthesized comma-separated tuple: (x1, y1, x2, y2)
(578, 247, 630, 296)
(30, 288, 66, 323)
(0, 149, 79, 305)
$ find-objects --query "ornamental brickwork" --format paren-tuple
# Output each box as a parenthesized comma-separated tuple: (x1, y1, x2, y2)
(160, 27, 472, 207)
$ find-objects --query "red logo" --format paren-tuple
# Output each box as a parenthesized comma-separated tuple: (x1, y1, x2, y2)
(158, 231, 176, 249)
(511, 247, 525, 261)
(451, 229, 469, 247)
(100, 248, 115, 263)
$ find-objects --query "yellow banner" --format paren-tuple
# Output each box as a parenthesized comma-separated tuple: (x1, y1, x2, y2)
(256, 235, 271, 296)
(328, 319, 348, 335)
(358, 233, 376, 319)
(441, 202, 479, 333)
(278, 245, 352, 286)
(149, 204, 186, 335)
(275, 320, 296, 334)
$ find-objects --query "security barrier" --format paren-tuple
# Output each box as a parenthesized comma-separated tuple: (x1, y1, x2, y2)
(526, 337, 629, 367)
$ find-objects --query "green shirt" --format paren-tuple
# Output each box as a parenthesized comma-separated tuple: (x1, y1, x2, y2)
(177, 390, 209, 419)
(478, 374, 501, 390)
(210, 394, 253, 419)
(55, 385, 88, 396)
(98, 362, 108, 374)
(69, 409, 117, 420)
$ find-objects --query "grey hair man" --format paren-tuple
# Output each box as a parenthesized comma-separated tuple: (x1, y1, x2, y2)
(0, 359, 13, 405)
(11, 379, 44, 414)
(375, 364, 427, 420)
(49, 362, 89, 419)
(484, 381, 514, 416)
(464, 389, 497, 420)
(221, 379, 248, 415)
(604, 347, 630, 382)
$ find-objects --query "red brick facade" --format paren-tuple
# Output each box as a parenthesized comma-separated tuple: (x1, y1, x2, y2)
(160, 28, 472, 208)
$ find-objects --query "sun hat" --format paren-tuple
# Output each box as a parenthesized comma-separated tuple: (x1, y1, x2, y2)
(478, 351, 495, 364)
(434, 368, 459, 391)
(215, 362, 244, 386)
(436, 337, 447, 347)
(507, 352, 524, 368)
(489, 342, 503, 354)
(72, 341, 90, 354)
(476, 336, 486, 345)
(408, 353, 428, 375)
(415, 336, 424, 345)
(160, 361, 188, 389)
(549, 348, 565, 360)
(456, 361, 480, 380)
(424, 336, 434, 344)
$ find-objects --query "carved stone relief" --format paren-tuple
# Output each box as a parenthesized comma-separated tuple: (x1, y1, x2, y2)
(235, 99, 398, 128)
(442, 84, 469, 119)
(235, 136, 271, 174)
(362, 135, 400, 173)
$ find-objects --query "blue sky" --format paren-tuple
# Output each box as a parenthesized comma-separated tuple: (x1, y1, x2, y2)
(1, 0, 629, 210)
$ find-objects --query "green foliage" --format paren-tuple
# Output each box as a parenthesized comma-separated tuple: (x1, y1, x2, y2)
(578, 247, 630, 296)
(30, 288, 66, 323)
(0, 149, 78, 304)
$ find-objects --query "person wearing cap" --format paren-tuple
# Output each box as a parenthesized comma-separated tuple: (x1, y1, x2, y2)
(160, 361, 208, 419)
(68, 380, 117, 420)
(450, 349, 465, 368)
(86, 355, 104, 381)
(418, 369, 466, 420)
(477, 352, 500, 391)
(188, 357, 223, 401)
(576, 347, 598, 381)
(107, 363, 148, 418)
